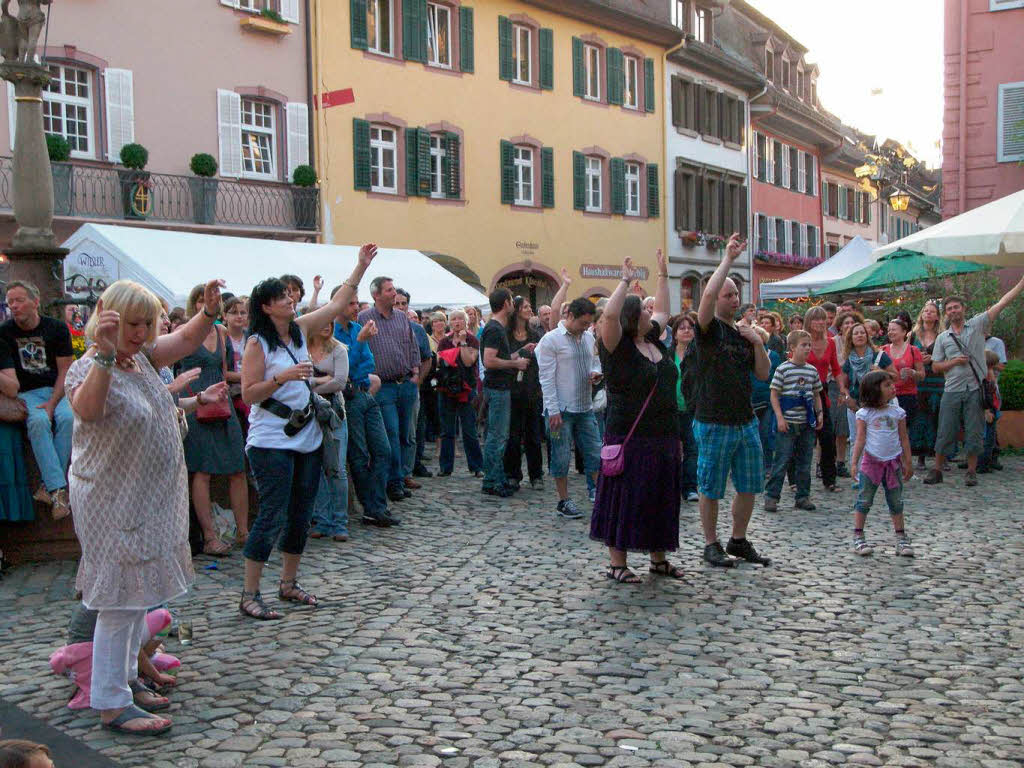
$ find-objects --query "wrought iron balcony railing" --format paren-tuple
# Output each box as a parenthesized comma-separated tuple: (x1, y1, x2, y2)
(0, 157, 319, 232)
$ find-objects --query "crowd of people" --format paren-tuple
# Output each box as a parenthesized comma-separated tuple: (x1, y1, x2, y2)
(1, 235, 1023, 737)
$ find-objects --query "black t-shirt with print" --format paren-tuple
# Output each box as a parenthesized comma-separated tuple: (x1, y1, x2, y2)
(0, 316, 73, 391)
(480, 319, 514, 390)
(693, 317, 755, 425)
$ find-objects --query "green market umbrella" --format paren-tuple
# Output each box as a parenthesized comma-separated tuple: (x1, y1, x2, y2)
(811, 249, 988, 296)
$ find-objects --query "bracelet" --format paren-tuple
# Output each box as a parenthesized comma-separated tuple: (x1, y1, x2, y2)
(272, 375, 282, 386)
(203, 307, 217, 318)
(344, 280, 358, 290)
(197, 391, 206, 406)
(658, 273, 668, 278)
(94, 352, 115, 369)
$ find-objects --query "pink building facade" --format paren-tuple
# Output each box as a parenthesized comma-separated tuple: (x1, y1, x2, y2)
(0, 0, 316, 245)
(943, 0, 1024, 218)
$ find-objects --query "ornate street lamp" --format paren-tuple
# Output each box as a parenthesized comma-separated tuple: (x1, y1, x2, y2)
(889, 188, 911, 212)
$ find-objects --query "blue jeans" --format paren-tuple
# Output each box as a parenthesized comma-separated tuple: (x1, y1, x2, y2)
(405, 387, 420, 477)
(375, 379, 417, 488)
(345, 389, 390, 518)
(854, 472, 904, 516)
(311, 419, 349, 536)
(244, 445, 322, 563)
(439, 394, 483, 474)
(756, 406, 777, 475)
(678, 411, 698, 496)
(482, 388, 511, 489)
(549, 410, 601, 479)
(980, 410, 999, 470)
(765, 421, 816, 501)
(20, 387, 72, 492)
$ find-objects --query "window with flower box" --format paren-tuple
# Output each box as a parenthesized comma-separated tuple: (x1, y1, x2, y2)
(674, 161, 745, 237)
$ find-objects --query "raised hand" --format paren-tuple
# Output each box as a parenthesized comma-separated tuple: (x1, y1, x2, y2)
(169, 367, 202, 394)
(202, 280, 226, 316)
(93, 298, 120, 358)
(358, 243, 378, 267)
(560, 266, 572, 286)
(725, 233, 746, 260)
(655, 248, 667, 275)
(629, 280, 645, 298)
(621, 257, 634, 283)
(313, 275, 324, 292)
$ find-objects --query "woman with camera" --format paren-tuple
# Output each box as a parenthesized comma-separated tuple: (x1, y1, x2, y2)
(238, 244, 377, 620)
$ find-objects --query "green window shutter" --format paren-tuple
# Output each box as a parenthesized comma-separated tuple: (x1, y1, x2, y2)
(405, 128, 420, 196)
(500, 140, 515, 204)
(417, 129, 431, 195)
(403, 0, 426, 62)
(572, 37, 584, 97)
(459, 7, 474, 73)
(541, 147, 554, 208)
(350, 0, 368, 50)
(498, 16, 513, 82)
(572, 150, 585, 210)
(644, 58, 655, 112)
(647, 163, 660, 218)
(539, 28, 554, 90)
(610, 157, 625, 214)
(865, 194, 871, 225)
(607, 48, 623, 106)
(739, 185, 748, 237)
(670, 76, 682, 127)
(353, 118, 371, 191)
(444, 132, 460, 198)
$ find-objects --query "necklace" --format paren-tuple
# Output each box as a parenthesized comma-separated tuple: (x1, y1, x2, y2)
(115, 355, 137, 371)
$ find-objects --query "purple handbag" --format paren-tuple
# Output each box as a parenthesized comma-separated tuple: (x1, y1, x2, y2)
(600, 382, 657, 477)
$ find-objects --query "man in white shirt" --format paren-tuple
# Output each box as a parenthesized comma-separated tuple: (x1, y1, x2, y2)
(537, 297, 602, 519)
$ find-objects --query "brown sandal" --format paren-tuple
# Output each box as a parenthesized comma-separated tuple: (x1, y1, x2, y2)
(202, 539, 231, 557)
(278, 579, 318, 606)
(606, 565, 643, 584)
(239, 590, 281, 620)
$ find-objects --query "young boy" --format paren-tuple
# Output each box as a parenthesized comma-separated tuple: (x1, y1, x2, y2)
(978, 349, 1002, 473)
(764, 330, 823, 511)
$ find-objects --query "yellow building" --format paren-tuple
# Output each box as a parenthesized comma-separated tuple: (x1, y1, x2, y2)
(311, 0, 680, 305)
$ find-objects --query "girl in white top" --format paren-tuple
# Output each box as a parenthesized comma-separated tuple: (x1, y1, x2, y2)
(849, 371, 914, 559)
(237, 244, 379, 620)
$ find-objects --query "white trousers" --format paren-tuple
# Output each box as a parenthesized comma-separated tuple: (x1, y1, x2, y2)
(91, 607, 147, 710)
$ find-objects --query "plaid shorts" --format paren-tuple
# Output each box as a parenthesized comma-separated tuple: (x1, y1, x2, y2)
(693, 418, 765, 500)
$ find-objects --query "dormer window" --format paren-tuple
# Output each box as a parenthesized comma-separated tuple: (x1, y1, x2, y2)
(765, 47, 774, 82)
(797, 68, 805, 100)
(782, 58, 791, 91)
(692, 5, 711, 43)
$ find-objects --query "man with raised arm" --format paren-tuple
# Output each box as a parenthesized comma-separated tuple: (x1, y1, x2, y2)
(693, 233, 772, 568)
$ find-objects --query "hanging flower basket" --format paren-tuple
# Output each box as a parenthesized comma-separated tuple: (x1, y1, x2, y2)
(754, 251, 826, 269)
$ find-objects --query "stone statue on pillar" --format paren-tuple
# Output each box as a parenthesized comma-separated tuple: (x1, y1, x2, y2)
(0, 0, 67, 309)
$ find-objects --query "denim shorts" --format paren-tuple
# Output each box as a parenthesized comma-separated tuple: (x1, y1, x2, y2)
(693, 418, 765, 500)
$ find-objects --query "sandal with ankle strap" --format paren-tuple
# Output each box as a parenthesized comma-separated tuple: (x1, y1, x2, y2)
(606, 565, 643, 584)
(239, 590, 281, 620)
(649, 560, 685, 579)
(278, 579, 318, 607)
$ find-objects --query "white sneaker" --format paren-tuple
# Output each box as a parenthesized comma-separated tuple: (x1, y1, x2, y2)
(895, 537, 915, 557)
(853, 537, 874, 556)
(685, 491, 699, 502)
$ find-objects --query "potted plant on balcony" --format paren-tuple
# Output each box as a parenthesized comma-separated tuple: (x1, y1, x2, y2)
(118, 143, 151, 220)
(291, 164, 317, 231)
(188, 153, 218, 225)
(46, 134, 73, 216)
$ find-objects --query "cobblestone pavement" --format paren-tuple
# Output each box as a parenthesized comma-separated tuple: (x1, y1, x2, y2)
(2, 452, 1024, 768)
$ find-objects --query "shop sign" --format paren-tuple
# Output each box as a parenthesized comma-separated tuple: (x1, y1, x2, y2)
(580, 263, 649, 281)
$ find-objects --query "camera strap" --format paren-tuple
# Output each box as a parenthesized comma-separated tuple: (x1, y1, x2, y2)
(258, 337, 316, 418)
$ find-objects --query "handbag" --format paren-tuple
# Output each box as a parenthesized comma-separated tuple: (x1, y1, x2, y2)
(949, 334, 994, 410)
(600, 382, 657, 477)
(0, 393, 27, 423)
(186, 384, 232, 423)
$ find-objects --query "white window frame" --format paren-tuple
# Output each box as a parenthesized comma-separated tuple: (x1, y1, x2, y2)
(991, 0, 1024, 10)
(752, 131, 760, 180)
(797, 152, 806, 193)
(238, 0, 272, 10)
(692, 6, 709, 43)
(625, 162, 641, 216)
(781, 143, 790, 188)
(671, 0, 685, 29)
(811, 155, 819, 195)
(369, 125, 397, 194)
(426, 2, 452, 68)
(583, 44, 601, 101)
(766, 138, 775, 184)
(513, 145, 533, 206)
(429, 134, 445, 198)
(623, 56, 639, 110)
(513, 25, 531, 86)
(997, 81, 1024, 162)
(367, 0, 394, 56)
(240, 98, 277, 180)
(585, 156, 602, 212)
(767, 215, 777, 252)
(43, 64, 94, 160)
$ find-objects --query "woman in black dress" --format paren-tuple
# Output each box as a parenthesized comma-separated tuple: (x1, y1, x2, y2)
(592, 252, 682, 583)
(504, 296, 544, 488)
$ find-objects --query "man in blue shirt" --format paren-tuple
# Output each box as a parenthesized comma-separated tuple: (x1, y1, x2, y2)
(333, 285, 398, 526)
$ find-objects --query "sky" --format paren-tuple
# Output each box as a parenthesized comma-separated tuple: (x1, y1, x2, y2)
(746, 0, 945, 169)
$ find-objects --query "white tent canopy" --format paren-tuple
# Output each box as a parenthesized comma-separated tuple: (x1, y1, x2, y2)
(759, 236, 877, 301)
(873, 189, 1024, 267)
(61, 224, 490, 309)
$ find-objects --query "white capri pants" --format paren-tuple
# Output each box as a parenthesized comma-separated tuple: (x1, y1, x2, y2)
(90, 607, 148, 710)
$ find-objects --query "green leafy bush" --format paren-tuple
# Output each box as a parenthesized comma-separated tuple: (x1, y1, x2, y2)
(190, 153, 218, 177)
(260, 8, 285, 23)
(292, 164, 317, 187)
(46, 134, 71, 162)
(1000, 359, 1024, 411)
(119, 143, 149, 170)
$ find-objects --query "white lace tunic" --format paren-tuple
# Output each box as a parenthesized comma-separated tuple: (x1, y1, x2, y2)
(66, 352, 194, 610)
